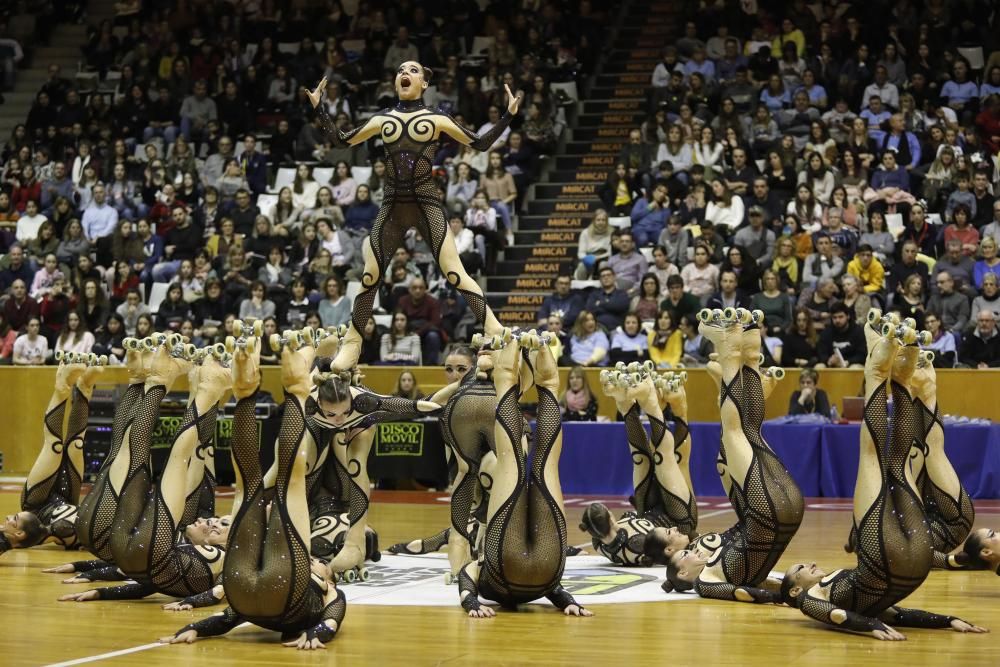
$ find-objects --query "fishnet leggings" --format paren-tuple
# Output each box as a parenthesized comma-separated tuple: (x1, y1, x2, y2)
(801, 381, 933, 624)
(914, 399, 974, 566)
(20, 399, 68, 512)
(481, 385, 566, 605)
(76, 382, 144, 560)
(110, 390, 218, 597)
(622, 405, 697, 537)
(441, 379, 495, 542)
(180, 404, 219, 528)
(224, 395, 318, 628)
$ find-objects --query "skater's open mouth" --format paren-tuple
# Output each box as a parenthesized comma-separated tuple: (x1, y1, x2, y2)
(400, 76, 412, 88)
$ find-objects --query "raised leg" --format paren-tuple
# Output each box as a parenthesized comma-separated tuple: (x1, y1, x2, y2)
(328, 427, 376, 575)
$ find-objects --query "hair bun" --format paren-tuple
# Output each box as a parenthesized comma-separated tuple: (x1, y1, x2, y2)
(661, 580, 675, 594)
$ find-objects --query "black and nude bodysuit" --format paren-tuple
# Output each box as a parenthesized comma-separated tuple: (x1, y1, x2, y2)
(592, 513, 658, 567)
(101, 384, 224, 601)
(316, 101, 510, 335)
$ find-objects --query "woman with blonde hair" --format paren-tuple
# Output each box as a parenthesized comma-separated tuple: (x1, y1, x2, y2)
(559, 366, 598, 421)
(647, 310, 682, 368)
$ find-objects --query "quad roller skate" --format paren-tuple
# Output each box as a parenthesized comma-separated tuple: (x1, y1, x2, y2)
(269, 328, 313, 352)
(336, 565, 370, 583)
(142, 332, 188, 356)
(232, 319, 264, 339)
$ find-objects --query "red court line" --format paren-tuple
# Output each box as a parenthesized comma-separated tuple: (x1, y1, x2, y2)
(4, 484, 997, 512)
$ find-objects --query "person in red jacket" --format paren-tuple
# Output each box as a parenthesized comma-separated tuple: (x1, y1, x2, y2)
(4, 278, 39, 332)
(11, 165, 42, 213)
(395, 276, 445, 364)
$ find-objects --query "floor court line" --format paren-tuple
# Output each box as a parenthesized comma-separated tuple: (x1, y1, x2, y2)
(44, 642, 167, 667)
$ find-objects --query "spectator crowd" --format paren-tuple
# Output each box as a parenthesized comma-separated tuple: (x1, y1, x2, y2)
(536, 0, 1000, 372)
(0, 0, 604, 365)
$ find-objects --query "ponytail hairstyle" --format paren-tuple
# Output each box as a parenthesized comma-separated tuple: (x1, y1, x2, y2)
(663, 557, 696, 594)
(14, 511, 50, 548)
(956, 532, 999, 573)
(314, 370, 353, 405)
(779, 575, 801, 607)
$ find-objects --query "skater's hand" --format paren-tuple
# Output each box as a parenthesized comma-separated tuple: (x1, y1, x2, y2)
(504, 83, 522, 115)
(160, 629, 199, 644)
(563, 604, 593, 617)
(304, 77, 327, 109)
(950, 618, 989, 633)
(59, 589, 100, 602)
(62, 575, 96, 584)
(42, 563, 78, 573)
(871, 624, 906, 641)
(162, 600, 194, 611)
(283, 632, 327, 650)
(468, 606, 495, 618)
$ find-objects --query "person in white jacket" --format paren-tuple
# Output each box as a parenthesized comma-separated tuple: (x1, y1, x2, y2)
(704, 180, 745, 232)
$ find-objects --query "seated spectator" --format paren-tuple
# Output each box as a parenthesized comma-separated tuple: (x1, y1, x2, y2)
(771, 236, 802, 295)
(859, 211, 895, 265)
(567, 310, 609, 367)
(802, 234, 844, 287)
(785, 306, 821, 367)
(54, 310, 94, 356)
(394, 370, 425, 400)
(30, 253, 63, 300)
(479, 151, 516, 233)
(704, 180, 744, 234)
(647, 310, 682, 368)
(114, 287, 149, 336)
(923, 312, 957, 368)
(318, 276, 350, 329)
(329, 161, 357, 208)
(892, 273, 928, 330)
(680, 242, 719, 305)
(629, 181, 670, 247)
(840, 274, 873, 325)
(721, 244, 761, 294)
(846, 244, 885, 294)
(787, 368, 831, 417)
(92, 313, 126, 364)
(971, 273, 1000, 331)
(678, 313, 713, 366)
(609, 312, 649, 365)
(927, 272, 970, 334)
(575, 208, 613, 279)
(786, 184, 823, 232)
(446, 162, 477, 215)
(12, 316, 47, 365)
(344, 185, 378, 235)
(156, 283, 192, 331)
(559, 366, 598, 422)
(585, 266, 630, 331)
(899, 202, 938, 260)
(657, 215, 689, 268)
(975, 236, 1000, 290)
(647, 245, 679, 299)
(707, 270, 751, 310)
(599, 163, 642, 216)
(888, 240, 930, 295)
(16, 200, 46, 243)
(607, 231, 648, 291)
(536, 274, 582, 329)
(630, 273, 662, 322)
(960, 310, 1000, 368)
(134, 313, 155, 340)
(238, 281, 276, 323)
(733, 206, 775, 268)
(0, 311, 16, 364)
(816, 302, 866, 369)
(396, 277, 444, 365)
(448, 216, 480, 277)
(380, 312, 422, 365)
(823, 207, 858, 259)
(465, 190, 501, 273)
(937, 239, 976, 296)
(751, 269, 792, 335)
(256, 318, 280, 366)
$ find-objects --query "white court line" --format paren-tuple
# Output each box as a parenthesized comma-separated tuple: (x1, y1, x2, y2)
(44, 642, 166, 667)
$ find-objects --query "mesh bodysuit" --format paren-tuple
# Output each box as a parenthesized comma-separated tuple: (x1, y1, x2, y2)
(694, 358, 804, 601)
(913, 397, 975, 569)
(622, 403, 698, 538)
(591, 513, 658, 567)
(317, 101, 510, 336)
(76, 381, 145, 560)
(103, 385, 224, 600)
(21, 384, 94, 548)
(798, 378, 937, 630)
(307, 386, 441, 560)
(463, 382, 575, 609)
(179, 393, 346, 641)
(180, 403, 219, 528)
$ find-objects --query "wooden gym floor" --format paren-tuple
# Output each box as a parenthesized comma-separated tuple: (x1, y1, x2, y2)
(2, 487, 997, 667)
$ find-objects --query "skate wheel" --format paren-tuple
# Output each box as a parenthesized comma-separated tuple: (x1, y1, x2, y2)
(881, 323, 895, 337)
(614, 362, 626, 371)
(358, 568, 370, 582)
(626, 362, 639, 373)
(209, 343, 225, 359)
(735, 308, 751, 324)
(886, 312, 901, 325)
(342, 569, 357, 583)
(900, 327, 918, 345)
(867, 308, 882, 325)
(269, 333, 283, 352)
(98, 355, 109, 366)
(752, 310, 764, 325)
(337, 324, 348, 337)
(300, 327, 315, 346)
(923, 350, 936, 363)
(225, 336, 236, 354)
(233, 320, 244, 336)
(166, 333, 181, 348)
(252, 319, 264, 337)
(678, 371, 688, 383)
(630, 372, 641, 385)
(54, 350, 64, 362)
(722, 307, 736, 321)
(599, 370, 612, 385)
(183, 343, 197, 360)
(444, 573, 454, 585)
(470, 333, 484, 348)
(501, 328, 513, 344)
(757, 353, 765, 365)
(903, 317, 917, 330)
(491, 335, 503, 349)
(643, 360, 655, 373)
(697, 308, 713, 323)
(142, 337, 157, 351)
(917, 330, 932, 346)
(245, 337, 256, 353)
